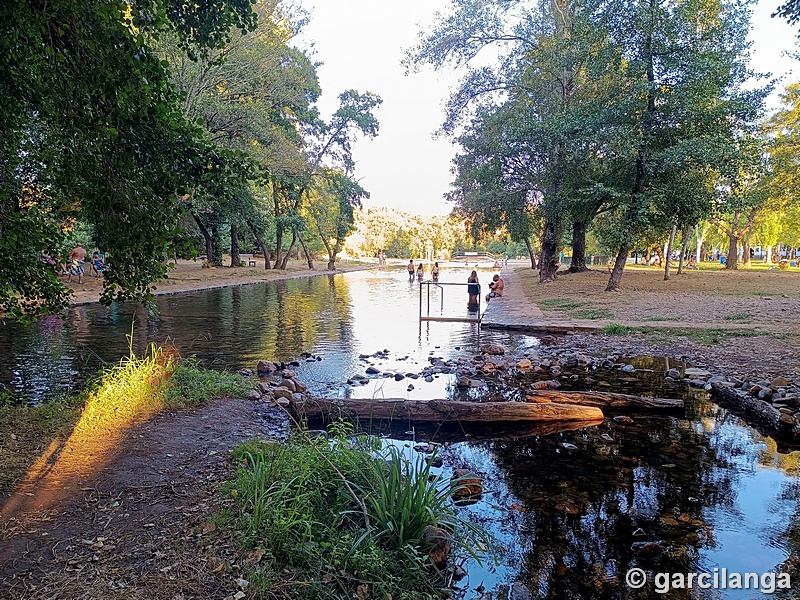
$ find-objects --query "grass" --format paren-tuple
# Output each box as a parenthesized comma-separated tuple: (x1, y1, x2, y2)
(601, 323, 767, 345)
(638, 326, 764, 345)
(227, 427, 493, 600)
(639, 316, 681, 322)
(571, 308, 615, 320)
(603, 323, 634, 335)
(0, 347, 252, 492)
(723, 312, 753, 323)
(540, 298, 615, 320)
(539, 298, 587, 310)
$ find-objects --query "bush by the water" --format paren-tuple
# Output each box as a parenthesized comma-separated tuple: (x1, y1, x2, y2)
(228, 425, 493, 599)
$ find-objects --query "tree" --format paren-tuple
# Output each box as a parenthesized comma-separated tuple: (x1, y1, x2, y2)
(164, 0, 320, 268)
(0, 0, 257, 316)
(602, 0, 765, 289)
(306, 171, 368, 270)
(710, 134, 770, 270)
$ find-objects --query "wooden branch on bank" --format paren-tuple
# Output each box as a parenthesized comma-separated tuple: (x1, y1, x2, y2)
(293, 398, 604, 423)
(526, 390, 684, 411)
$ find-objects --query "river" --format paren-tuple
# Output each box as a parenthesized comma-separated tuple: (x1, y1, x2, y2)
(1, 267, 797, 598)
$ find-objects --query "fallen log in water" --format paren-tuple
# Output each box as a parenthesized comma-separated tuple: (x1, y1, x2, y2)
(526, 390, 684, 411)
(293, 398, 604, 423)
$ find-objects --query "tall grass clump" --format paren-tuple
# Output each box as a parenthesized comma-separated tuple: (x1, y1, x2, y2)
(228, 428, 493, 599)
(164, 358, 249, 407)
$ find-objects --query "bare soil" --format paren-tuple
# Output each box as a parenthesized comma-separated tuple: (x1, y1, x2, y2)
(67, 257, 374, 306)
(0, 398, 288, 600)
(518, 265, 800, 383)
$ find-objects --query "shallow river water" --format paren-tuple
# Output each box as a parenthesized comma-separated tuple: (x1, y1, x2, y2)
(1, 267, 798, 598)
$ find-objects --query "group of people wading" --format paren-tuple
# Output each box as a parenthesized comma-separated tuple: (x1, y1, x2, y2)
(407, 259, 504, 310)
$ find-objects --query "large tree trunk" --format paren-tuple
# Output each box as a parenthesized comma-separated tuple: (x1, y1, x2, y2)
(568, 219, 588, 273)
(664, 221, 677, 280)
(298, 232, 315, 269)
(191, 213, 213, 261)
(742, 235, 751, 268)
(294, 397, 604, 424)
(274, 227, 284, 270)
(210, 224, 223, 266)
(539, 217, 561, 283)
(605, 243, 630, 291)
(230, 222, 239, 267)
(726, 231, 739, 270)
(524, 237, 537, 269)
(246, 220, 272, 269)
(279, 229, 297, 269)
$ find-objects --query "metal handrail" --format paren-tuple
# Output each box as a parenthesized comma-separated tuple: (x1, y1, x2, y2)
(418, 280, 481, 323)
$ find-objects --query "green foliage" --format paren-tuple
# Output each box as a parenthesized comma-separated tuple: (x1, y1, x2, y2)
(603, 323, 633, 335)
(639, 326, 764, 345)
(228, 431, 492, 599)
(723, 312, 753, 323)
(0, 0, 257, 315)
(539, 298, 587, 311)
(164, 363, 250, 407)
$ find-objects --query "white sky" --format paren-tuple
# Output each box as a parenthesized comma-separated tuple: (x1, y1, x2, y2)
(295, 0, 799, 217)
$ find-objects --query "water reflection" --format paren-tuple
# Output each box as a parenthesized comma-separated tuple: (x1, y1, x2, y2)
(439, 406, 799, 599)
(0, 267, 509, 403)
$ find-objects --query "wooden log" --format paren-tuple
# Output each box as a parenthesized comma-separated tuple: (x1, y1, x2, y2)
(294, 398, 604, 423)
(525, 390, 683, 411)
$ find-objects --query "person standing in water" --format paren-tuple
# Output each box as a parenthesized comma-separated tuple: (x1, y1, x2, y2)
(467, 270, 480, 309)
(432, 262, 440, 282)
(407, 259, 415, 281)
(416, 263, 424, 280)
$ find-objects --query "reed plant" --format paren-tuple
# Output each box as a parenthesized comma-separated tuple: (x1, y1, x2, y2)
(228, 428, 493, 599)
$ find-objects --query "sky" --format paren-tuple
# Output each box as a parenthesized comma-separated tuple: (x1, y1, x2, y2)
(295, 0, 799, 217)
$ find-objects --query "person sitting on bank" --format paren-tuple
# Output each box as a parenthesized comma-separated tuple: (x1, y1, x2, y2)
(416, 263, 424, 280)
(91, 252, 109, 277)
(407, 259, 415, 281)
(467, 271, 480, 308)
(485, 273, 505, 302)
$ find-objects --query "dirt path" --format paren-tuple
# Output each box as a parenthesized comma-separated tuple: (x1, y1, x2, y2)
(67, 258, 376, 306)
(0, 398, 288, 600)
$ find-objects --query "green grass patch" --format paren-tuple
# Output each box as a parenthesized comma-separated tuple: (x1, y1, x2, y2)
(539, 298, 587, 311)
(639, 316, 681, 322)
(603, 323, 634, 335)
(164, 361, 250, 407)
(723, 312, 753, 323)
(639, 327, 764, 345)
(571, 308, 615, 320)
(227, 426, 493, 599)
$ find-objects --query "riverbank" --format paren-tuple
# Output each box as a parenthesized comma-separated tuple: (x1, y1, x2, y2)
(65, 257, 378, 305)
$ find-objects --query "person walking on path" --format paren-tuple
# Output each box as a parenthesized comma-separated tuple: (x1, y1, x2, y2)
(67, 242, 87, 284)
(407, 259, 415, 281)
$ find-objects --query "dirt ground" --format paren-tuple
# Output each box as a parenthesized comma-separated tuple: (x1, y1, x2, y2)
(0, 398, 289, 600)
(66, 256, 375, 306)
(3, 260, 799, 599)
(518, 264, 800, 383)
